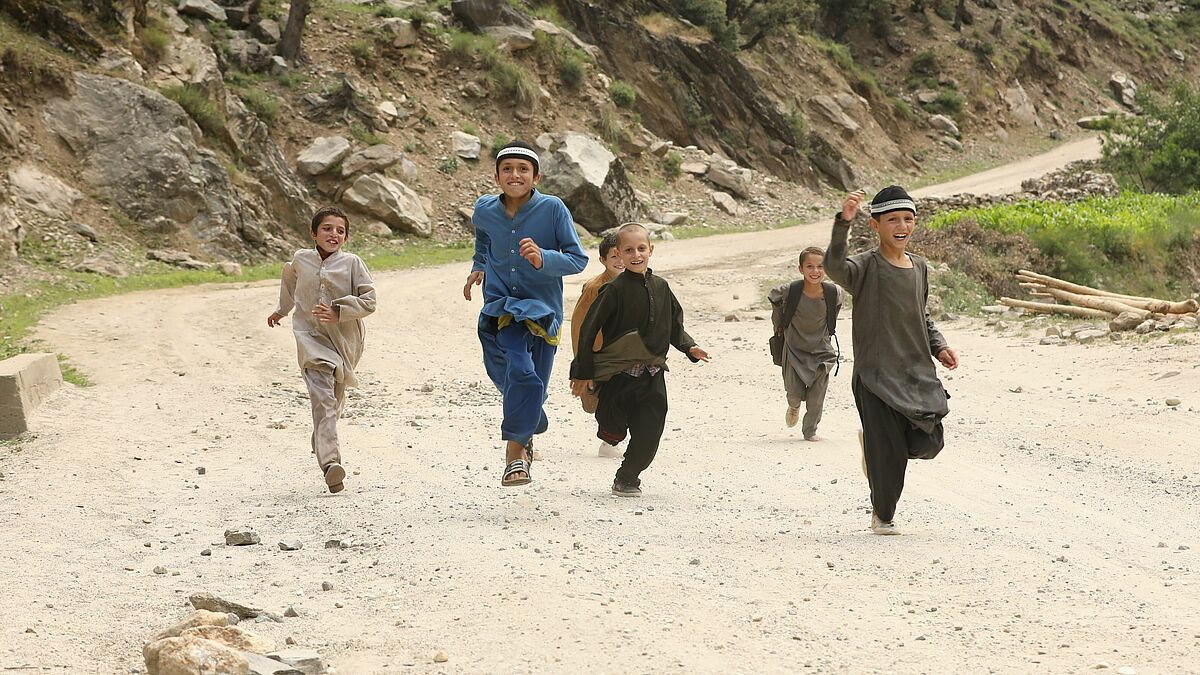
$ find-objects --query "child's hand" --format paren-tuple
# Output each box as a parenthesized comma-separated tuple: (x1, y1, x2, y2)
(570, 379, 593, 397)
(689, 346, 711, 363)
(841, 190, 867, 222)
(519, 237, 543, 270)
(463, 270, 484, 300)
(267, 312, 284, 327)
(937, 347, 959, 370)
(313, 304, 339, 323)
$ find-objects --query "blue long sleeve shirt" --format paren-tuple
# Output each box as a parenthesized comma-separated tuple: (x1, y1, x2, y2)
(471, 189, 588, 341)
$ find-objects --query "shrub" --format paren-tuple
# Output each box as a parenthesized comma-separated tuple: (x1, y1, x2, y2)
(559, 52, 586, 87)
(486, 58, 539, 108)
(923, 90, 964, 118)
(609, 80, 636, 109)
(786, 110, 808, 150)
(910, 49, 941, 77)
(349, 123, 385, 146)
(349, 39, 375, 65)
(1102, 82, 1200, 194)
(240, 89, 279, 124)
(141, 19, 172, 61)
(489, 134, 509, 158)
(663, 151, 683, 179)
(598, 104, 627, 145)
(438, 157, 459, 174)
(160, 85, 226, 139)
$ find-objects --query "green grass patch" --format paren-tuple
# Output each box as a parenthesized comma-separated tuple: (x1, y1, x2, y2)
(609, 80, 636, 108)
(1, 241, 473, 385)
(160, 84, 228, 140)
(925, 192, 1200, 297)
(238, 89, 280, 124)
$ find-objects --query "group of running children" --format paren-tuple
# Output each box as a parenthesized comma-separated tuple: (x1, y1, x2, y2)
(267, 141, 958, 535)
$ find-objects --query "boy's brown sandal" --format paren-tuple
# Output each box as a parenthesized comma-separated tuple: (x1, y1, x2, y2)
(324, 463, 346, 494)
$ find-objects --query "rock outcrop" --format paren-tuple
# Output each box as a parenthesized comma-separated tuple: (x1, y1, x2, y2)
(538, 132, 639, 234)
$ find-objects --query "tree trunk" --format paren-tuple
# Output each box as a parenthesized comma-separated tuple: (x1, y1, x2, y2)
(1016, 270, 1199, 314)
(999, 298, 1112, 319)
(1039, 287, 1152, 320)
(278, 0, 310, 62)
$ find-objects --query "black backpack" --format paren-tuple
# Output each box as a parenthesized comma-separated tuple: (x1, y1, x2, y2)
(769, 281, 841, 374)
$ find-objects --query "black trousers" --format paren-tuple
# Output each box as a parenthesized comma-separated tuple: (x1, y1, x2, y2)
(852, 376, 944, 523)
(595, 370, 668, 487)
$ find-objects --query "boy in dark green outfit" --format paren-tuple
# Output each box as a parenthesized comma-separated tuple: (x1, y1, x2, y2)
(825, 186, 959, 535)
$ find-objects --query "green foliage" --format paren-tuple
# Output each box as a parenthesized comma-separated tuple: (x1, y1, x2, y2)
(350, 124, 385, 146)
(926, 193, 1200, 296)
(240, 89, 280, 124)
(160, 85, 227, 140)
(489, 134, 510, 158)
(450, 30, 539, 107)
(349, 39, 376, 64)
(609, 80, 637, 109)
(923, 90, 964, 118)
(140, 18, 173, 61)
(910, 49, 941, 77)
(786, 110, 808, 151)
(933, 0, 956, 21)
(1101, 82, 1200, 194)
(663, 151, 683, 179)
(559, 51, 586, 87)
(598, 104, 628, 145)
(439, 157, 460, 174)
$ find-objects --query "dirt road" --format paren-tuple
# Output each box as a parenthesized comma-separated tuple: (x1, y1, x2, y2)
(4, 135, 1199, 674)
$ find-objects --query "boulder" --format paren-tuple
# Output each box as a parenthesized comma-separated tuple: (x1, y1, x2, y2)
(74, 254, 129, 278)
(806, 132, 857, 192)
(228, 37, 273, 73)
(660, 212, 688, 226)
(0, 205, 25, 259)
(486, 25, 536, 51)
(149, 610, 231, 644)
(244, 651, 306, 675)
(0, 105, 22, 149)
(265, 649, 324, 675)
(296, 137, 352, 176)
(929, 114, 960, 138)
(144, 635, 249, 675)
(7, 165, 82, 220)
(179, 625, 275, 654)
(1076, 115, 1111, 130)
(44, 74, 274, 259)
(250, 19, 280, 43)
(1109, 72, 1138, 109)
(538, 132, 640, 234)
(225, 94, 313, 240)
(0, 353, 62, 439)
(450, 0, 531, 31)
(341, 144, 404, 177)
(1004, 82, 1041, 127)
(341, 174, 431, 236)
(810, 95, 859, 133)
(451, 131, 482, 160)
(380, 18, 419, 48)
(178, 0, 227, 22)
(153, 36, 224, 102)
(914, 89, 939, 105)
(711, 191, 739, 216)
(705, 162, 751, 199)
(222, 0, 259, 28)
(680, 161, 708, 176)
(398, 157, 419, 184)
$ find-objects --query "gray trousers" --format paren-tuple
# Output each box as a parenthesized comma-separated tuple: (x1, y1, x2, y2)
(783, 365, 829, 438)
(304, 368, 345, 470)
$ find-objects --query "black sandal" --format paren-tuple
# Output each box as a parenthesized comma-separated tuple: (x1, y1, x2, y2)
(501, 458, 532, 486)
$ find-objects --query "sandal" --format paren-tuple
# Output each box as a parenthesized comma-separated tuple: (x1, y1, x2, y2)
(501, 458, 532, 487)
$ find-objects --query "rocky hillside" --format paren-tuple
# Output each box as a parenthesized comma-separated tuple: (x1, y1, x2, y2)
(0, 0, 1196, 288)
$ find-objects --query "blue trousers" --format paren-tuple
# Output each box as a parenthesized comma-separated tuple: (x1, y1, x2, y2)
(478, 319, 554, 445)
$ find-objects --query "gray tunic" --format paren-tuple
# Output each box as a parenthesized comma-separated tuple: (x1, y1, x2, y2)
(824, 216, 949, 432)
(769, 284, 842, 387)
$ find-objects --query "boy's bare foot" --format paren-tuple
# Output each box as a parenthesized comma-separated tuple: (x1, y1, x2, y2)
(598, 441, 622, 458)
(785, 406, 800, 428)
(324, 463, 346, 494)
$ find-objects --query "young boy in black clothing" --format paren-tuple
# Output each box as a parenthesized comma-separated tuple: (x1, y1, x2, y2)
(569, 223, 710, 496)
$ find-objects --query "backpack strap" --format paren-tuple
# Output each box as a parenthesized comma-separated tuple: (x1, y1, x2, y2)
(774, 280, 806, 336)
(821, 281, 839, 336)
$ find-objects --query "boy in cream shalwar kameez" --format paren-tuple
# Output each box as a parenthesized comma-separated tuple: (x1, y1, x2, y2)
(269, 207, 377, 494)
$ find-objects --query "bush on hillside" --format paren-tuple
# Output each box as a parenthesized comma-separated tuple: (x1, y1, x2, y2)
(609, 80, 636, 108)
(1101, 82, 1200, 194)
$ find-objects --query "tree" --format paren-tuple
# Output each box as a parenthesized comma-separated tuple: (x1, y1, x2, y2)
(278, 0, 310, 62)
(1101, 82, 1200, 194)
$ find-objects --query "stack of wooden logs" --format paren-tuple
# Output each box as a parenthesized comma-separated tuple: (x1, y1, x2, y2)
(999, 270, 1199, 331)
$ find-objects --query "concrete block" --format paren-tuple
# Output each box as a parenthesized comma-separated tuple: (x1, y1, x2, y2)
(0, 353, 63, 438)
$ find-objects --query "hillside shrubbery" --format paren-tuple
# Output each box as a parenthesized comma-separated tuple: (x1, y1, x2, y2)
(1101, 82, 1200, 194)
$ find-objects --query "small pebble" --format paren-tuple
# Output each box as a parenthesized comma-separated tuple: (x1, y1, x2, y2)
(284, 606, 300, 618)
(433, 649, 449, 663)
(153, 566, 168, 575)
(200, 548, 211, 556)
(322, 581, 334, 591)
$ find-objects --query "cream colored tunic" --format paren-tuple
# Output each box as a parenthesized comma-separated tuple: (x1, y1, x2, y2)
(274, 249, 376, 388)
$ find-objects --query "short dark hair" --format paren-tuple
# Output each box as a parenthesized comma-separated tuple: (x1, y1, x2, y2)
(799, 246, 824, 265)
(311, 206, 350, 236)
(599, 232, 620, 259)
(494, 140, 540, 176)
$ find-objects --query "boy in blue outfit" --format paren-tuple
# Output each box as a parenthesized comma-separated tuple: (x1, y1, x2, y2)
(463, 141, 588, 487)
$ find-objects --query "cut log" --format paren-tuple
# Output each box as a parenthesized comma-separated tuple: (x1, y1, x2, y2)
(999, 297, 1113, 319)
(1016, 270, 1198, 314)
(1039, 287, 1152, 320)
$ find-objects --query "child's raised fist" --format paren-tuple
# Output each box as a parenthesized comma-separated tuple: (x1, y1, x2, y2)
(841, 190, 867, 222)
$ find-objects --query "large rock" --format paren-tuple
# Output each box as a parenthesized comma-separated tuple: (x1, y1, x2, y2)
(144, 635, 249, 675)
(380, 18, 419, 48)
(178, 0, 227, 21)
(486, 25, 536, 50)
(705, 161, 751, 199)
(450, 0, 532, 31)
(711, 191, 740, 216)
(451, 131, 481, 160)
(44, 74, 279, 259)
(341, 144, 404, 177)
(153, 35, 225, 102)
(1004, 81, 1041, 127)
(0, 205, 25, 258)
(810, 95, 860, 133)
(265, 649, 324, 675)
(7, 165, 82, 219)
(251, 19, 281, 44)
(341, 174, 431, 236)
(807, 133, 857, 192)
(179, 625, 276, 654)
(538, 132, 640, 234)
(1109, 72, 1138, 109)
(0, 104, 23, 149)
(228, 37, 273, 73)
(225, 94, 312, 239)
(0, 353, 63, 439)
(296, 137, 352, 176)
(149, 610, 231, 643)
(221, 0, 260, 28)
(929, 114, 960, 138)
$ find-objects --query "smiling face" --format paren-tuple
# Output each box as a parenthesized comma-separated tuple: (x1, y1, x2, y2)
(495, 157, 540, 201)
(870, 209, 916, 255)
(617, 227, 653, 274)
(311, 214, 348, 258)
(601, 247, 625, 277)
(799, 252, 825, 286)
